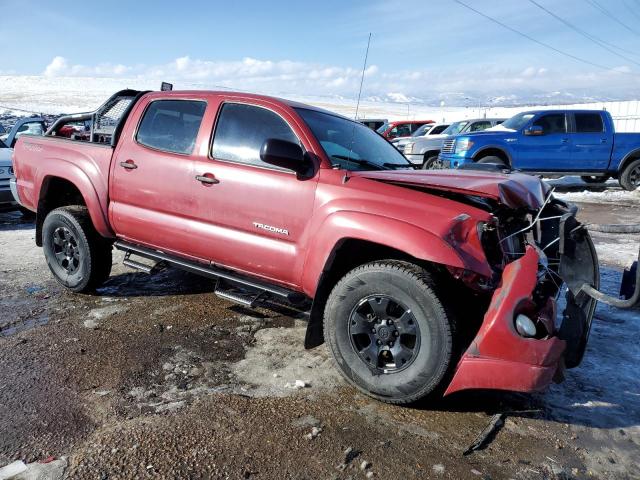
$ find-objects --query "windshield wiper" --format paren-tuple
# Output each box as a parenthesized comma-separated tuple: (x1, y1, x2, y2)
(331, 155, 408, 170)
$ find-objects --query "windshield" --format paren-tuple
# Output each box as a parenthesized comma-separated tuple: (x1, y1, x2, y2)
(411, 124, 431, 137)
(375, 122, 389, 134)
(502, 112, 536, 130)
(296, 108, 412, 171)
(441, 121, 469, 136)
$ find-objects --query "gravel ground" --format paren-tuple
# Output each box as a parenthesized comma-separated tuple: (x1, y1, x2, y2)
(0, 197, 638, 480)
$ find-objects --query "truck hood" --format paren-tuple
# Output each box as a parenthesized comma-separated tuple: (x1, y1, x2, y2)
(351, 169, 551, 210)
(458, 129, 517, 138)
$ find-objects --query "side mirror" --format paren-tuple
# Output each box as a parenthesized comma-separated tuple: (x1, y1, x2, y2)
(524, 125, 544, 136)
(260, 138, 312, 177)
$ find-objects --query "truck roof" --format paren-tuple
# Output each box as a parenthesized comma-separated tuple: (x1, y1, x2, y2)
(141, 90, 346, 119)
(519, 109, 608, 115)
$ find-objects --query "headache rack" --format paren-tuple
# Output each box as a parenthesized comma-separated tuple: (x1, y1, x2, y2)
(46, 89, 149, 146)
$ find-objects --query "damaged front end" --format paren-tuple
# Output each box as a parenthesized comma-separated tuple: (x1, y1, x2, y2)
(445, 193, 619, 395)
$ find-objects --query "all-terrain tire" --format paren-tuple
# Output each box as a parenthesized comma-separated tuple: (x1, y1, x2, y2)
(477, 155, 507, 167)
(42, 205, 112, 293)
(323, 260, 454, 404)
(619, 159, 640, 191)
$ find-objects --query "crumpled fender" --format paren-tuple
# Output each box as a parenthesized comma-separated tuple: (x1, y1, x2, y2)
(300, 210, 487, 297)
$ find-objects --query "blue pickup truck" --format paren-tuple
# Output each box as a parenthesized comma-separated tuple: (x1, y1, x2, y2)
(438, 110, 640, 190)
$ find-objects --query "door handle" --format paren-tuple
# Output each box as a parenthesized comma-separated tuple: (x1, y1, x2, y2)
(195, 174, 219, 185)
(119, 160, 138, 170)
(600, 138, 607, 144)
(561, 138, 569, 144)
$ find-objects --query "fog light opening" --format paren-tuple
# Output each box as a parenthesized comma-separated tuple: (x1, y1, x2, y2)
(515, 314, 537, 338)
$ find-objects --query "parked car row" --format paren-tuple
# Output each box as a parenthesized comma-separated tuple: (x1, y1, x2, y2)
(436, 110, 640, 191)
(391, 123, 450, 153)
(404, 118, 505, 168)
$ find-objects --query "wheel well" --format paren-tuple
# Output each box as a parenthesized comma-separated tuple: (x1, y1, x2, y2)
(35, 177, 86, 246)
(305, 239, 436, 349)
(474, 148, 509, 166)
(620, 151, 640, 174)
(423, 150, 440, 160)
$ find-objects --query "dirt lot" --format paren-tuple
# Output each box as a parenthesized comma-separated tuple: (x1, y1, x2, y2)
(0, 195, 639, 480)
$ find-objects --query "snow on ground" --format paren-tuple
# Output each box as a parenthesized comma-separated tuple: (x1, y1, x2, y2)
(555, 187, 640, 205)
(546, 176, 640, 205)
(546, 265, 640, 476)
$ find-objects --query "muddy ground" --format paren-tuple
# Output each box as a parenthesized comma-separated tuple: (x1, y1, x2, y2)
(0, 196, 638, 480)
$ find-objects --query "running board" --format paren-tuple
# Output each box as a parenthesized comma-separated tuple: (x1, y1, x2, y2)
(214, 280, 264, 307)
(114, 240, 307, 304)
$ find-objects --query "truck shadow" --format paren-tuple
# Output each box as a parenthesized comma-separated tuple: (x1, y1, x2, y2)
(96, 268, 215, 297)
(0, 209, 35, 231)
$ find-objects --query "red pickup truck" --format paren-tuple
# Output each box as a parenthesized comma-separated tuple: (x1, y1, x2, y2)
(12, 89, 623, 404)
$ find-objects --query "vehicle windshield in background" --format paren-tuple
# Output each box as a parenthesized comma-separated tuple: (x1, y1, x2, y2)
(441, 121, 469, 135)
(296, 108, 412, 171)
(502, 113, 536, 130)
(375, 122, 389, 134)
(411, 124, 431, 137)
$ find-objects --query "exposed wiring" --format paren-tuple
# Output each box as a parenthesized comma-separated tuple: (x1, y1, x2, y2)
(499, 188, 556, 244)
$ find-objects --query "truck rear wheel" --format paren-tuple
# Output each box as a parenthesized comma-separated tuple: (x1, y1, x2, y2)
(323, 260, 453, 404)
(42, 206, 112, 293)
(619, 159, 640, 191)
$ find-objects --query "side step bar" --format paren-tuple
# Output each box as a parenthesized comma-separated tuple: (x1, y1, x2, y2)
(114, 240, 307, 305)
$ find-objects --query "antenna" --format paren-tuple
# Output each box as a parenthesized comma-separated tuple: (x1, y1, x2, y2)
(342, 33, 372, 184)
(354, 33, 372, 121)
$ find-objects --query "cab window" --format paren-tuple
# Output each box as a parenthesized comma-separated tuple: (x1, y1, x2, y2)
(136, 100, 206, 154)
(211, 103, 299, 168)
(575, 113, 604, 133)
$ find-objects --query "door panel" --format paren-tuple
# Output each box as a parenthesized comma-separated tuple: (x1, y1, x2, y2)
(570, 113, 612, 170)
(188, 101, 318, 287)
(516, 113, 572, 170)
(109, 99, 207, 257)
(190, 159, 317, 285)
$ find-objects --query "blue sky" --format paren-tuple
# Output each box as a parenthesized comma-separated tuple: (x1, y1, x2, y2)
(1, 0, 639, 104)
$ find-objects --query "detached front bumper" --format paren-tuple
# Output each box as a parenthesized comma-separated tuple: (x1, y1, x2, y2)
(445, 246, 568, 395)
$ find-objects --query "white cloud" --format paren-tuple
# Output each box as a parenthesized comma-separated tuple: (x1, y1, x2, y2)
(44, 56, 131, 78)
(39, 55, 640, 105)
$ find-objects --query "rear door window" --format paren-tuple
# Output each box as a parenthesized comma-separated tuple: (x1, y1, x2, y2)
(211, 103, 299, 168)
(136, 100, 206, 154)
(575, 113, 604, 133)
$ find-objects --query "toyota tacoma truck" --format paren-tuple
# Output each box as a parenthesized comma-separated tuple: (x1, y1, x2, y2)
(438, 110, 640, 190)
(12, 90, 639, 404)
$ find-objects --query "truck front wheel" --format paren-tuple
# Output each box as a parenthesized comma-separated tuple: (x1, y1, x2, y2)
(42, 206, 112, 293)
(324, 260, 454, 404)
(619, 158, 640, 191)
